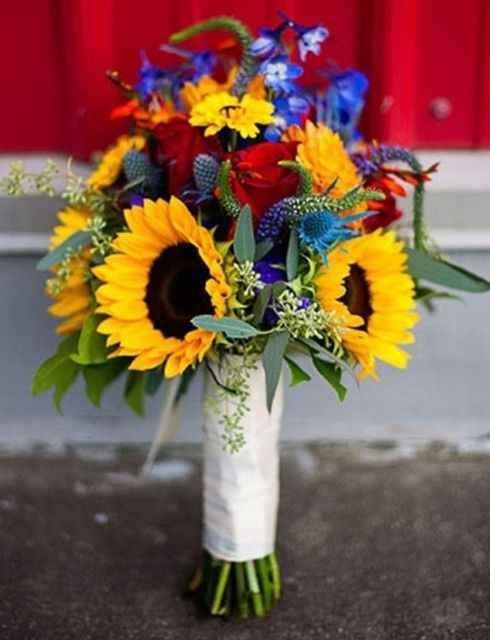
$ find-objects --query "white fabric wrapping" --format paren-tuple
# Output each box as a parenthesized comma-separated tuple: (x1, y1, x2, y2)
(202, 359, 284, 562)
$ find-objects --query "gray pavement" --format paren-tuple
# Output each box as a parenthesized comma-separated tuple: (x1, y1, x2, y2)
(1, 445, 490, 639)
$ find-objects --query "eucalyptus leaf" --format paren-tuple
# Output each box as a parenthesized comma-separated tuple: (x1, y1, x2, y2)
(263, 331, 289, 411)
(415, 286, 462, 304)
(312, 356, 347, 402)
(284, 355, 311, 387)
(36, 230, 91, 271)
(234, 205, 256, 263)
(407, 249, 490, 293)
(252, 285, 272, 324)
(255, 240, 274, 261)
(124, 371, 146, 417)
(300, 337, 357, 384)
(286, 228, 299, 281)
(191, 315, 260, 338)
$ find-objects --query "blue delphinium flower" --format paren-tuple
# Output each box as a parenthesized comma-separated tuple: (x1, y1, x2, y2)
(265, 94, 310, 141)
(160, 44, 216, 83)
(259, 55, 303, 93)
(319, 69, 369, 146)
(276, 13, 329, 61)
(250, 23, 288, 59)
(296, 25, 329, 61)
(297, 209, 370, 257)
(137, 50, 168, 99)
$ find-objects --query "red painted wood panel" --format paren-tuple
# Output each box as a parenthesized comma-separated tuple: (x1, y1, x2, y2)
(476, 0, 490, 147)
(0, 2, 65, 152)
(2, 0, 490, 154)
(413, 0, 482, 148)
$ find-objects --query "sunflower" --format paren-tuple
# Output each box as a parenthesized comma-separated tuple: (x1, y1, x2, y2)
(47, 207, 93, 335)
(87, 134, 146, 190)
(314, 230, 419, 379)
(189, 91, 274, 138)
(93, 197, 231, 377)
(285, 121, 362, 199)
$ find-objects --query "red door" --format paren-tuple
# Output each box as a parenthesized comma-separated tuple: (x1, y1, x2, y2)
(2, 0, 489, 157)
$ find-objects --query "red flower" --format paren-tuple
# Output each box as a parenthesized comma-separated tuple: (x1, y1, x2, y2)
(363, 176, 403, 232)
(154, 117, 218, 194)
(229, 142, 299, 224)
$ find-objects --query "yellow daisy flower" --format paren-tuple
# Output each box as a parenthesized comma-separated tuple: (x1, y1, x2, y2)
(180, 67, 266, 111)
(87, 135, 146, 190)
(314, 230, 419, 380)
(93, 197, 231, 378)
(47, 208, 93, 335)
(189, 91, 274, 138)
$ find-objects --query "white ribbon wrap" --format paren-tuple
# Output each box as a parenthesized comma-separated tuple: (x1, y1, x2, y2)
(202, 360, 284, 562)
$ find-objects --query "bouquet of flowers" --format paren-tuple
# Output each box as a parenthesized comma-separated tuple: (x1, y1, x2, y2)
(8, 12, 488, 619)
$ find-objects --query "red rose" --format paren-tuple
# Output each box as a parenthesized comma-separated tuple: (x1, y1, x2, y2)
(229, 142, 299, 224)
(154, 117, 218, 194)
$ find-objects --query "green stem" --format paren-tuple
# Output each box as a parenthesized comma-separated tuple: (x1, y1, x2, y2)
(235, 562, 249, 618)
(269, 552, 281, 601)
(211, 561, 231, 614)
(169, 16, 255, 96)
(245, 560, 265, 617)
(256, 556, 272, 612)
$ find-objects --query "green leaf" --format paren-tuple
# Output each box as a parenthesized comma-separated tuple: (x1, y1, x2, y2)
(36, 230, 91, 271)
(300, 337, 357, 384)
(144, 366, 165, 396)
(252, 285, 272, 324)
(32, 333, 81, 411)
(32, 333, 80, 395)
(255, 239, 274, 261)
(415, 286, 461, 304)
(407, 249, 490, 293)
(312, 356, 347, 402)
(124, 371, 146, 417)
(71, 316, 108, 365)
(262, 330, 289, 411)
(83, 360, 126, 407)
(286, 228, 299, 281)
(53, 361, 79, 413)
(284, 355, 311, 387)
(191, 315, 260, 338)
(234, 205, 256, 263)
(176, 367, 196, 403)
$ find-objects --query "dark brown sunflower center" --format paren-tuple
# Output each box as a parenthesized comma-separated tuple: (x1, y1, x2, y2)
(145, 243, 213, 339)
(340, 264, 373, 325)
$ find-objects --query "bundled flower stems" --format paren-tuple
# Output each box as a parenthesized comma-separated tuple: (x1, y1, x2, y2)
(9, 12, 488, 619)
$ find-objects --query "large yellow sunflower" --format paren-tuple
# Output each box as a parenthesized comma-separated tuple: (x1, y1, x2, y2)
(47, 207, 93, 335)
(314, 230, 419, 379)
(87, 134, 146, 190)
(93, 197, 231, 378)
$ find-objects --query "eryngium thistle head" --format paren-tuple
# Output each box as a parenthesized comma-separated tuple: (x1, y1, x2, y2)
(193, 154, 219, 197)
(123, 150, 162, 198)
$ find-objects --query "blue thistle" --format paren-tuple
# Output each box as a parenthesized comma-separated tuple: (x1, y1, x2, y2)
(123, 150, 162, 199)
(193, 154, 219, 200)
(296, 210, 364, 256)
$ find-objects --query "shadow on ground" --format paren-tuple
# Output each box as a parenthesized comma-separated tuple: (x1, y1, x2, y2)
(1, 445, 490, 639)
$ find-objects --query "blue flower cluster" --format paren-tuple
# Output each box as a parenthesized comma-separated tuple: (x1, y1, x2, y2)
(316, 69, 369, 147)
(250, 14, 328, 141)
